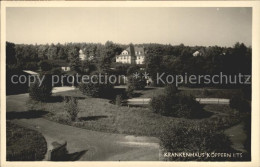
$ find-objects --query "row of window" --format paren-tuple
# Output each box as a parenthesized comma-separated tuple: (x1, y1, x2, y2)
(117, 56, 144, 59)
(121, 51, 143, 55)
(116, 60, 144, 64)
(136, 61, 144, 64)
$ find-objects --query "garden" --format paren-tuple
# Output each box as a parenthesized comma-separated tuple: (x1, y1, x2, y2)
(24, 77, 251, 161)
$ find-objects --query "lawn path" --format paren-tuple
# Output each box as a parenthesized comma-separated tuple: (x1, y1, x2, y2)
(6, 92, 160, 161)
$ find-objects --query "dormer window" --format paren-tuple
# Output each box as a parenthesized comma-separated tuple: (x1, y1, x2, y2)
(122, 50, 128, 55)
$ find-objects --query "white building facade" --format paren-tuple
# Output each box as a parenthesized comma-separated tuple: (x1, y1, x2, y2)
(116, 45, 145, 64)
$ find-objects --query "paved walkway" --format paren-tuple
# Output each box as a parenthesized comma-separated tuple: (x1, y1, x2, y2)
(6, 92, 160, 161)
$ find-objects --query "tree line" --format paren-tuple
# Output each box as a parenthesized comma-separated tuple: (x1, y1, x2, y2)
(6, 41, 251, 84)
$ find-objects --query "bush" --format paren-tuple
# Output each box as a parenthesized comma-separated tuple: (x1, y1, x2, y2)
(164, 84, 178, 96)
(150, 93, 203, 118)
(79, 82, 114, 98)
(79, 78, 114, 98)
(230, 96, 251, 113)
(243, 113, 251, 156)
(160, 121, 235, 161)
(126, 85, 135, 98)
(24, 62, 38, 71)
(29, 75, 53, 102)
(127, 75, 146, 90)
(115, 95, 123, 106)
(150, 95, 169, 115)
(38, 60, 53, 72)
(126, 65, 140, 76)
(64, 96, 80, 121)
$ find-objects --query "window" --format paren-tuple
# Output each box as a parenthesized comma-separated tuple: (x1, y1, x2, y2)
(122, 50, 128, 55)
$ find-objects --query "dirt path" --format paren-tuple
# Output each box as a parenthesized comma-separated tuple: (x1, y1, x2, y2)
(6, 93, 160, 161)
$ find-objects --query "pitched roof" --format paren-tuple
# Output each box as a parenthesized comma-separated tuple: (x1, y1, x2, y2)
(125, 46, 144, 52)
(119, 45, 145, 56)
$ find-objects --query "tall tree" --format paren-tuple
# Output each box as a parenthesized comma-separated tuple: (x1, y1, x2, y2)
(69, 46, 80, 73)
(99, 41, 122, 71)
(6, 42, 16, 65)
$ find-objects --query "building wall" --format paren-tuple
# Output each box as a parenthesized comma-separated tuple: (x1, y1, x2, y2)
(61, 66, 71, 71)
(116, 52, 145, 64)
(136, 55, 145, 64)
(116, 55, 133, 64)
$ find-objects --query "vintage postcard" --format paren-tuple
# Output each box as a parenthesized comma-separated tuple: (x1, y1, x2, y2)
(1, 1, 260, 167)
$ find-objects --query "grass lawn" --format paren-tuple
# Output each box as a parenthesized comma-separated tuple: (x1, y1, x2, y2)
(6, 121, 47, 161)
(29, 88, 241, 137)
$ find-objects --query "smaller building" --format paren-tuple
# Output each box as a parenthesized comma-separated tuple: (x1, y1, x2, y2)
(193, 51, 202, 57)
(79, 49, 95, 61)
(79, 49, 87, 61)
(48, 59, 71, 72)
(61, 66, 71, 72)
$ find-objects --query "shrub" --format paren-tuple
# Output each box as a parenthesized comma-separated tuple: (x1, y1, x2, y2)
(160, 121, 235, 161)
(127, 75, 146, 90)
(79, 80, 114, 98)
(230, 96, 251, 113)
(150, 93, 203, 118)
(164, 84, 178, 96)
(115, 95, 123, 106)
(24, 62, 38, 71)
(126, 65, 140, 76)
(38, 60, 53, 72)
(126, 85, 135, 98)
(64, 96, 80, 121)
(149, 94, 173, 115)
(26, 98, 43, 111)
(29, 75, 53, 102)
(243, 113, 251, 156)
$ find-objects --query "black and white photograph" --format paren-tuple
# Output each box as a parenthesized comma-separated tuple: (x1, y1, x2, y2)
(1, 1, 260, 167)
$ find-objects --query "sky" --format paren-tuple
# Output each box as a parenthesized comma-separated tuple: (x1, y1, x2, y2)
(6, 7, 252, 47)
